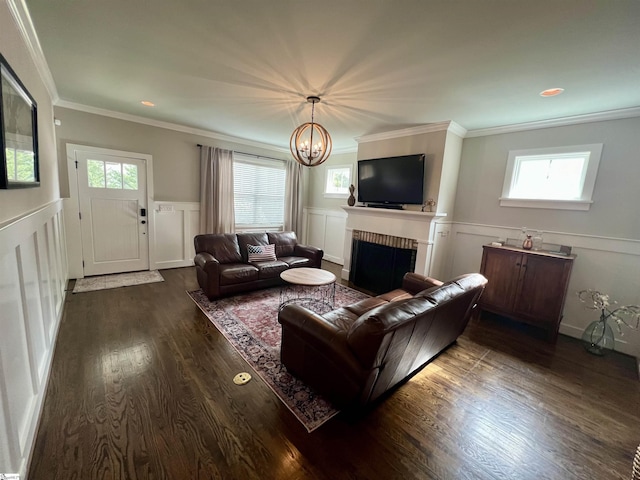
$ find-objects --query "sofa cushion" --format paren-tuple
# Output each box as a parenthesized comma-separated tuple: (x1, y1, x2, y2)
(237, 233, 268, 261)
(401, 273, 444, 295)
(278, 256, 313, 268)
(344, 297, 389, 317)
(268, 231, 297, 257)
(418, 281, 464, 304)
(194, 233, 242, 264)
(219, 263, 259, 285)
(247, 244, 277, 262)
(254, 260, 289, 279)
(377, 289, 412, 303)
(322, 309, 359, 335)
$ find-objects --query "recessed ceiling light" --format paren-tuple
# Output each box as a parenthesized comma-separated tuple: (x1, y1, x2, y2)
(540, 88, 564, 97)
(141, 100, 155, 107)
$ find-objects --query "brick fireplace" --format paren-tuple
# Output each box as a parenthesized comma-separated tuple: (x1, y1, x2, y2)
(341, 206, 445, 283)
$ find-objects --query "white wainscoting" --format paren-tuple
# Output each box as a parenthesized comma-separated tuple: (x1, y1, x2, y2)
(302, 208, 347, 265)
(152, 202, 200, 270)
(0, 201, 68, 478)
(446, 222, 640, 357)
(301, 213, 640, 356)
(428, 220, 454, 281)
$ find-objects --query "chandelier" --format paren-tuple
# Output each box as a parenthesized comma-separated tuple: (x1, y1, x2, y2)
(290, 96, 332, 167)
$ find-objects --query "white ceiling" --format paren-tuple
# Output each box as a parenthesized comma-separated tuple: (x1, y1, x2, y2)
(24, 0, 640, 152)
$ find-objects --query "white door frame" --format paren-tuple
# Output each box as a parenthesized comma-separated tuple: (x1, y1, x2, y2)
(64, 144, 155, 279)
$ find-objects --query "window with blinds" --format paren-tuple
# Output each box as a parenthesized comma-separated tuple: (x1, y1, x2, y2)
(233, 154, 286, 230)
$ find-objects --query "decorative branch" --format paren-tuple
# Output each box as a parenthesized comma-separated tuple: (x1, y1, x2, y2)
(577, 289, 640, 335)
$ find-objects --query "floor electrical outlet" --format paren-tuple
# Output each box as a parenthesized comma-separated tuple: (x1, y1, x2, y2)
(233, 372, 252, 385)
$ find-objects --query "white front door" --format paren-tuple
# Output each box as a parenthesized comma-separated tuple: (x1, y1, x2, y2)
(76, 152, 149, 276)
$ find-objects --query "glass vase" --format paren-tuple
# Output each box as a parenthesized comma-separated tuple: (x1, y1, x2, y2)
(581, 316, 614, 356)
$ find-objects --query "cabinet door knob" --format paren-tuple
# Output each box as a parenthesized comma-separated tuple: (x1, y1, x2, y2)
(515, 262, 521, 266)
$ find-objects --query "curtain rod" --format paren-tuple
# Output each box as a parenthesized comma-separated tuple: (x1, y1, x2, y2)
(197, 144, 285, 163)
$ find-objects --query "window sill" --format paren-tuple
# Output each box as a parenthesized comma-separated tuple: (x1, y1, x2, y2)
(499, 198, 593, 211)
(323, 193, 349, 199)
(235, 225, 284, 233)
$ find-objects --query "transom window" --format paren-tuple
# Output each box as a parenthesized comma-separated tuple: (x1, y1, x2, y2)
(500, 144, 603, 210)
(87, 159, 139, 190)
(233, 154, 286, 230)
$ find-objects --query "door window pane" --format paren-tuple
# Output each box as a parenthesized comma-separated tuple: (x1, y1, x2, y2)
(87, 159, 106, 188)
(88, 160, 138, 190)
(123, 163, 138, 190)
(105, 162, 123, 189)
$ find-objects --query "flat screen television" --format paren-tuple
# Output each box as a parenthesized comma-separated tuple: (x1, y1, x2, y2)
(357, 154, 425, 206)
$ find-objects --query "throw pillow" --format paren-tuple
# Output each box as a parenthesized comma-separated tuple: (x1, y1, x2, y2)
(247, 244, 277, 262)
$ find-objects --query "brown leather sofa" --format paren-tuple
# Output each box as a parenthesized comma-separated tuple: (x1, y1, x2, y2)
(278, 272, 487, 408)
(194, 231, 323, 300)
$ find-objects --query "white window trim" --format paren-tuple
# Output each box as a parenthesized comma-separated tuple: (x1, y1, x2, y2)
(500, 143, 603, 211)
(323, 164, 353, 198)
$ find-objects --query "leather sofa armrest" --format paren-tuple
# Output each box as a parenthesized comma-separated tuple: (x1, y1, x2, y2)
(194, 252, 219, 270)
(402, 272, 443, 295)
(194, 252, 221, 300)
(293, 244, 324, 267)
(278, 304, 363, 379)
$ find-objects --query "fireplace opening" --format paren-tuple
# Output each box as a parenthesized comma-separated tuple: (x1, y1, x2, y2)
(349, 235, 417, 295)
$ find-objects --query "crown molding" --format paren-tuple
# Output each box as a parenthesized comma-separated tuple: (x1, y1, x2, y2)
(446, 121, 467, 138)
(354, 121, 467, 144)
(7, 0, 59, 102)
(466, 106, 640, 138)
(55, 100, 294, 155)
(56, 100, 358, 155)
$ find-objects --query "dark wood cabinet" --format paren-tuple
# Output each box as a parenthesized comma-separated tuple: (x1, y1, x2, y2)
(479, 244, 576, 341)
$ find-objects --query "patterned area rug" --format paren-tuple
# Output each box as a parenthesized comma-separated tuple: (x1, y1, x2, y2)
(187, 284, 369, 432)
(73, 270, 164, 293)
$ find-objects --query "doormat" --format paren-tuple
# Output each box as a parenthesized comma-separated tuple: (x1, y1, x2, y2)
(73, 270, 164, 293)
(187, 284, 369, 432)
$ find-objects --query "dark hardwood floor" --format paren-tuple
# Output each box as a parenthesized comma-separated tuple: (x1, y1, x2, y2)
(29, 264, 640, 479)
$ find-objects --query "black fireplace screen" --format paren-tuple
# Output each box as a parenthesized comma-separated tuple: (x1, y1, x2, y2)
(349, 239, 416, 295)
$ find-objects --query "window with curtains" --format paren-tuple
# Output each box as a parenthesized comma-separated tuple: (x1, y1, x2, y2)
(233, 153, 286, 230)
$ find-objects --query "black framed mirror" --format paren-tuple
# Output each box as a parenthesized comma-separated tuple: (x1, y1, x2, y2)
(0, 53, 39, 189)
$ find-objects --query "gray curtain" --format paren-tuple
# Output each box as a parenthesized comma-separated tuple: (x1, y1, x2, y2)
(284, 159, 303, 233)
(199, 146, 235, 234)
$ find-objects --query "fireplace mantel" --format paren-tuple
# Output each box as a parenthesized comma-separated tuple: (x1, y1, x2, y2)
(341, 206, 446, 281)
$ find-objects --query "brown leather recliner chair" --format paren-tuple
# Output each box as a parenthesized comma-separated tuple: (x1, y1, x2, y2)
(278, 272, 487, 408)
(194, 231, 323, 300)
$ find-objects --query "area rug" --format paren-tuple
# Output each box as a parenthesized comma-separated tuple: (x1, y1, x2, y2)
(187, 284, 369, 432)
(73, 270, 164, 293)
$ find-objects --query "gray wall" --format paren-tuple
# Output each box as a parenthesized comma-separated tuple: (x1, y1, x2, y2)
(0, 2, 59, 226)
(306, 152, 357, 210)
(54, 107, 297, 203)
(453, 117, 640, 239)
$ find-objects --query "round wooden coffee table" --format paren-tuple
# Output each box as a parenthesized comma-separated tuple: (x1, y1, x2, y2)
(279, 267, 336, 313)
